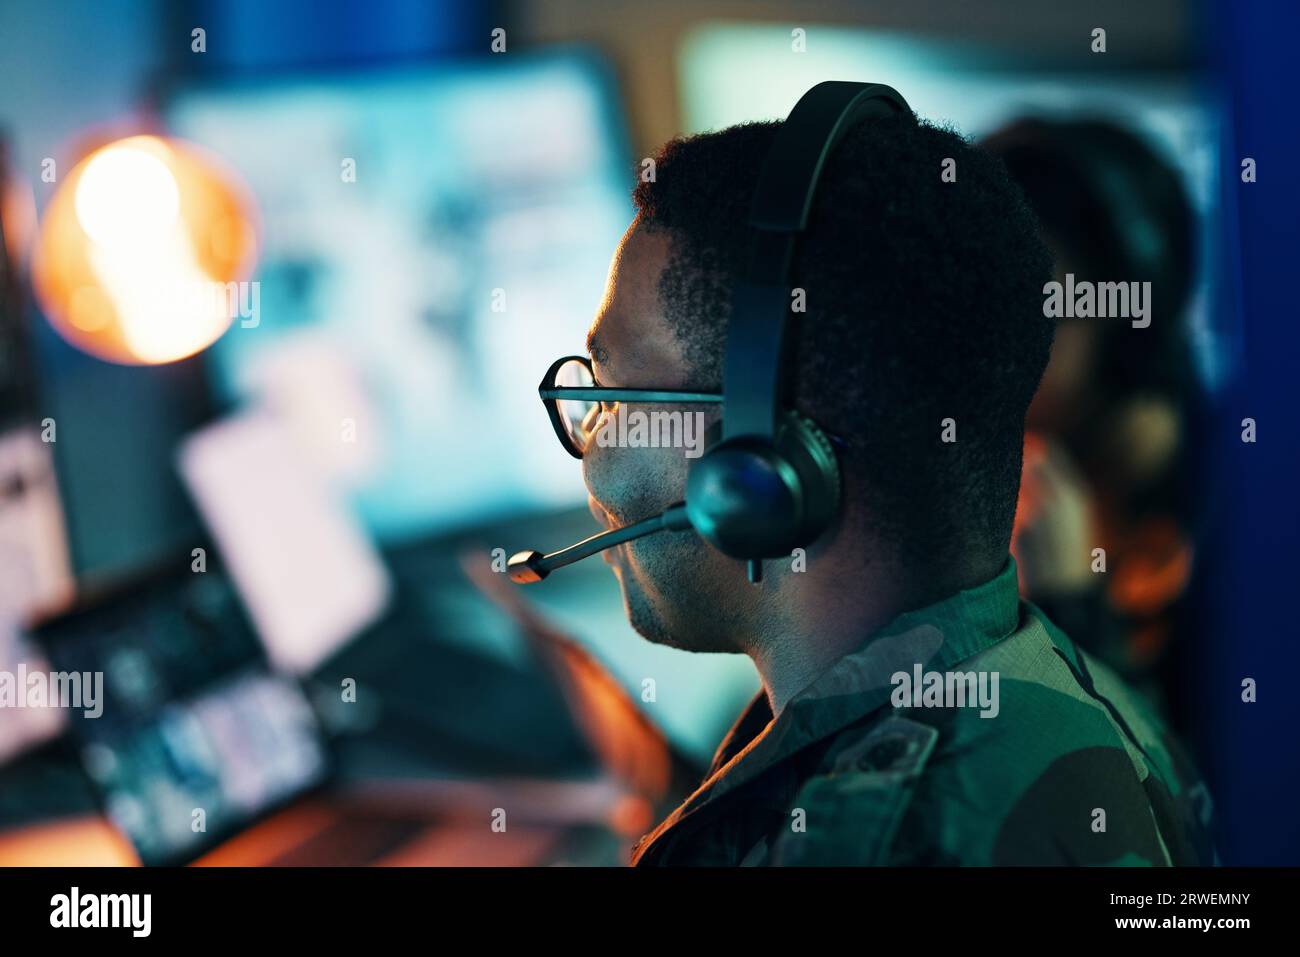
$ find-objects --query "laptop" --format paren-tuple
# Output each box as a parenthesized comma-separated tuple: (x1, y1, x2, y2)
(32, 562, 344, 866)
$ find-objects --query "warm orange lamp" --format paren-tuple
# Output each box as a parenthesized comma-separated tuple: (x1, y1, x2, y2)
(31, 135, 257, 365)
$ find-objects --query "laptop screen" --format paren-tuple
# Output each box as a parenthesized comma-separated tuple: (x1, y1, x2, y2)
(34, 567, 330, 865)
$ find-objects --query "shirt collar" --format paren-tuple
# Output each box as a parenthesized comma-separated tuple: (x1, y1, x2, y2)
(637, 557, 1023, 852)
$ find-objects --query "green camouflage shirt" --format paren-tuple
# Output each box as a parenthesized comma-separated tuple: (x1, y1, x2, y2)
(631, 558, 1217, 866)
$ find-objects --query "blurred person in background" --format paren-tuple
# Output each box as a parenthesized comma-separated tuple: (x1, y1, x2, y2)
(982, 118, 1205, 709)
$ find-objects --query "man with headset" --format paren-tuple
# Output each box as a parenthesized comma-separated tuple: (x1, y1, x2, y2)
(510, 84, 1216, 865)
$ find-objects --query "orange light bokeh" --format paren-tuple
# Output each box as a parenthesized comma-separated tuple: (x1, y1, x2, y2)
(32, 135, 257, 366)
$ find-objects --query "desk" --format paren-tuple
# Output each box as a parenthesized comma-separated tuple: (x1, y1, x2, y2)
(0, 809, 624, 867)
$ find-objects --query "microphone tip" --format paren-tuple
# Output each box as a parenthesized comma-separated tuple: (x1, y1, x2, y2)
(507, 549, 548, 584)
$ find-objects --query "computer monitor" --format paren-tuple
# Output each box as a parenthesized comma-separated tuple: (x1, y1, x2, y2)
(165, 53, 634, 541)
(677, 24, 1230, 389)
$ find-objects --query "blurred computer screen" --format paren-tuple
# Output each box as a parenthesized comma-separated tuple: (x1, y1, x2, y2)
(166, 53, 634, 541)
(678, 24, 1233, 389)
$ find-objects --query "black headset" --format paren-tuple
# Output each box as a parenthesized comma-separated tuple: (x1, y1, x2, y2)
(509, 81, 914, 585)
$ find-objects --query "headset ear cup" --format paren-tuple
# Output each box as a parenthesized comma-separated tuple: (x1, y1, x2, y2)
(776, 410, 841, 544)
(684, 412, 841, 560)
(685, 437, 799, 558)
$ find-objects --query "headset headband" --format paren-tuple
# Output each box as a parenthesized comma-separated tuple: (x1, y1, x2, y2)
(722, 82, 912, 440)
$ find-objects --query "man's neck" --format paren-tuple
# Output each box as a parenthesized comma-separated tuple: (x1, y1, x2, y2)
(744, 553, 1001, 717)
(745, 566, 907, 717)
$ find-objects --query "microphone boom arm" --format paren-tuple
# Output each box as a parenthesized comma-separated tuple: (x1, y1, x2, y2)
(507, 504, 691, 583)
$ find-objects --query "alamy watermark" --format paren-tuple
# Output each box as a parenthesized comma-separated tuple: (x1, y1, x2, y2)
(0, 665, 103, 718)
(50, 887, 150, 937)
(890, 665, 1000, 718)
(592, 409, 707, 458)
(140, 279, 260, 328)
(1042, 273, 1150, 328)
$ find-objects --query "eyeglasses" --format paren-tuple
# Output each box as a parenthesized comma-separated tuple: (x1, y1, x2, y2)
(539, 355, 722, 459)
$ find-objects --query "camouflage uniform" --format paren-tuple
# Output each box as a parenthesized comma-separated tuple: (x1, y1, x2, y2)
(631, 558, 1217, 866)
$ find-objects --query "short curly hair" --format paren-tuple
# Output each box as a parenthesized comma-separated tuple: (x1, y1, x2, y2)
(632, 113, 1054, 566)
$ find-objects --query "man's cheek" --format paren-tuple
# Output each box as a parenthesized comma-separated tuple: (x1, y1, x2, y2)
(582, 442, 637, 525)
(582, 438, 688, 524)
(581, 440, 615, 510)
